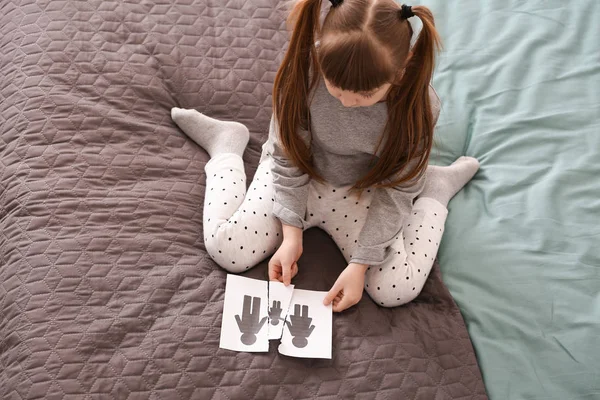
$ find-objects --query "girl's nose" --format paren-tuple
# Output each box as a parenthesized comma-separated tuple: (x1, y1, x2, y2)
(340, 97, 356, 107)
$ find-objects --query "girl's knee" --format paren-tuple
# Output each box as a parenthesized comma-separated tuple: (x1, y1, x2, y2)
(204, 238, 242, 273)
(364, 279, 423, 308)
(205, 234, 275, 273)
(217, 260, 251, 274)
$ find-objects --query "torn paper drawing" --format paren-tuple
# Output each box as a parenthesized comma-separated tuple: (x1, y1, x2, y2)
(278, 289, 332, 359)
(267, 281, 294, 340)
(236, 295, 267, 345)
(219, 274, 269, 352)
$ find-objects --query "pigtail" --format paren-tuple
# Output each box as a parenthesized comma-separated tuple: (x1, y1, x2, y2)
(354, 5, 442, 190)
(400, 5, 442, 141)
(272, 0, 323, 179)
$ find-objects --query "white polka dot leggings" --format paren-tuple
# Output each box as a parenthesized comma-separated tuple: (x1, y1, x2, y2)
(203, 153, 448, 308)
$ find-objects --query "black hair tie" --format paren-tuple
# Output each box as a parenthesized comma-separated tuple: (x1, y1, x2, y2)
(400, 4, 414, 19)
(329, 0, 343, 7)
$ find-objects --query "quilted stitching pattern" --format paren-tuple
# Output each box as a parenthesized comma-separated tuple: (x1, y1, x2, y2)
(0, 0, 487, 398)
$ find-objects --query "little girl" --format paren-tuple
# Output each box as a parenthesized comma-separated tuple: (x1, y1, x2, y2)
(171, 0, 479, 312)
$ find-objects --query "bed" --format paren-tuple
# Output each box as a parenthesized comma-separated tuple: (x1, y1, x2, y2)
(0, 0, 597, 399)
(0, 0, 485, 398)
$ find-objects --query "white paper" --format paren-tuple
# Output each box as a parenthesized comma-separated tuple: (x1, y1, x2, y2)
(278, 289, 332, 359)
(219, 274, 269, 352)
(267, 281, 295, 340)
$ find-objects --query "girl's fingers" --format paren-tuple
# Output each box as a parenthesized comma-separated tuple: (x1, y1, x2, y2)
(323, 281, 342, 306)
(333, 296, 353, 312)
(282, 263, 291, 286)
(268, 263, 276, 280)
(268, 260, 282, 280)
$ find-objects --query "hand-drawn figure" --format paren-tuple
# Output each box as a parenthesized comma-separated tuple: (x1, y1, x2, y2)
(269, 300, 283, 326)
(285, 304, 315, 348)
(235, 295, 267, 345)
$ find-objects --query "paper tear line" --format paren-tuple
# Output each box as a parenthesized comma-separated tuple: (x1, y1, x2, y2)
(266, 282, 296, 341)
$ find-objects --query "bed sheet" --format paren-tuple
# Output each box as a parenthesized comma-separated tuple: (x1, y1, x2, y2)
(422, 0, 600, 398)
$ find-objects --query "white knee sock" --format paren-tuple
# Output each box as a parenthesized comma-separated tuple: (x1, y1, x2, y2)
(420, 156, 480, 206)
(171, 108, 249, 158)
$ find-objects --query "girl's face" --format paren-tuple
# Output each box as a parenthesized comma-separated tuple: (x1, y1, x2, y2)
(324, 78, 392, 108)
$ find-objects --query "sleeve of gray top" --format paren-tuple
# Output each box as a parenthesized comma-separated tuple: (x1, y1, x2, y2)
(350, 173, 426, 265)
(268, 114, 311, 229)
(350, 87, 441, 265)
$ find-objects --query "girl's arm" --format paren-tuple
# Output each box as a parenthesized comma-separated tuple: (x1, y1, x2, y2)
(268, 223, 303, 285)
(267, 114, 311, 230)
(266, 114, 310, 285)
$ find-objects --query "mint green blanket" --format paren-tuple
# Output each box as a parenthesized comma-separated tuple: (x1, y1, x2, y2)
(421, 0, 600, 398)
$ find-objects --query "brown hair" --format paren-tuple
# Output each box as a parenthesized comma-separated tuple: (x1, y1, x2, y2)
(272, 0, 441, 189)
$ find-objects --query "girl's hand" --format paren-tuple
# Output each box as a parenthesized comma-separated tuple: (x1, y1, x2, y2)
(269, 225, 303, 286)
(323, 263, 369, 312)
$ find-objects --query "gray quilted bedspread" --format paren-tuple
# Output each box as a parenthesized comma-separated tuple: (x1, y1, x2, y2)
(0, 0, 487, 398)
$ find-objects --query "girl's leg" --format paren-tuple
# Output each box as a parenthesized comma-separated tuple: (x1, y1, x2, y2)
(364, 197, 447, 307)
(309, 184, 444, 307)
(172, 108, 282, 273)
(203, 156, 282, 272)
(366, 157, 479, 307)
(315, 157, 479, 307)
(304, 181, 371, 262)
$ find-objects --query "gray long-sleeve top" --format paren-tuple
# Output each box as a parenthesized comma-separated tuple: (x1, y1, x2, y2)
(263, 77, 441, 266)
